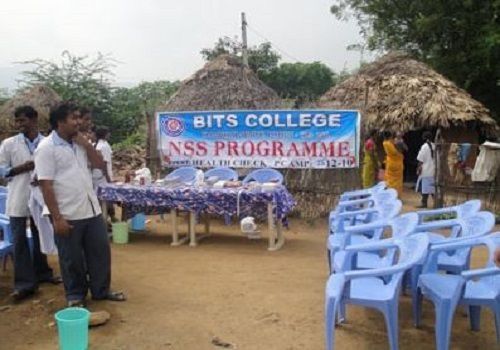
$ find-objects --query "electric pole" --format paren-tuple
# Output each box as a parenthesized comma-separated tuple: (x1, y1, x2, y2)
(241, 12, 249, 68)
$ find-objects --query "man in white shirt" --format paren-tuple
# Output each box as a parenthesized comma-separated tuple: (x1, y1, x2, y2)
(35, 103, 125, 307)
(94, 126, 116, 223)
(0, 106, 61, 302)
(416, 131, 436, 208)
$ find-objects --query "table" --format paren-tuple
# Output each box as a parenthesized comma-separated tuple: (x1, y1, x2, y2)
(97, 184, 296, 251)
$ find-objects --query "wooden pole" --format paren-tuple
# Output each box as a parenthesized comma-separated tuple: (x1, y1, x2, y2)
(241, 12, 249, 68)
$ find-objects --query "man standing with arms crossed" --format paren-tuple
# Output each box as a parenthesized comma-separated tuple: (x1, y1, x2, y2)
(0, 105, 61, 302)
(35, 102, 125, 307)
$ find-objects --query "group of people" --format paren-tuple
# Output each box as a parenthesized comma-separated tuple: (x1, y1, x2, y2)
(0, 103, 124, 308)
(362, 130, 435, 208)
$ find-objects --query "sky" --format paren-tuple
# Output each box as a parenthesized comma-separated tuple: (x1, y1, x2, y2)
(0, 0, 373, 91)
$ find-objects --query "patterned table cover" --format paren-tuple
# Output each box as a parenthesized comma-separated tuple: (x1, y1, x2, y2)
(97, 184, 296, 222)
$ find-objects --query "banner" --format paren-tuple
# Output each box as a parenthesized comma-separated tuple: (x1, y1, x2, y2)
(156, 110, 360, 169)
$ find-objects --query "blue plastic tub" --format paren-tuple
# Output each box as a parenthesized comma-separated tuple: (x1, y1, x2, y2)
(54, 307, 90, 350)
(130, 213, 146, 231)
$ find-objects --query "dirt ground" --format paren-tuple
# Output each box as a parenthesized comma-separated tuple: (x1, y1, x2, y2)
(0, 190, 498, 350)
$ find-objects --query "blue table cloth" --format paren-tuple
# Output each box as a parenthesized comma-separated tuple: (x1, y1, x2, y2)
(97, 184, 296, 222)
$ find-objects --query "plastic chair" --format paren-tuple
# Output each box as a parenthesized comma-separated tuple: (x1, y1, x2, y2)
(325, 234, 429, 350)
(338, 181, 386, 202)
(0, 193, 6, 215)
(329, 189, 398, 233)
(330, 199, 402, 234)
(328, 212, 419, 274)
(0, 217, 13, 271)
(242, 168, 283, 184)
(433, 211, 495, 273)
(418, 233, 500, 350)
(165, 167, 198, 185)
(415, 199, 481, 233)
(407, 211, 495, 327)
(204, 167, 238, 181)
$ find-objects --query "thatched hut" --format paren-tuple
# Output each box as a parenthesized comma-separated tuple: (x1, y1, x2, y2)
(0, 85, 62, 139)
(163, 54, 283, 110)
(152, 55, 284, 175)
(319, 52, 499, 181)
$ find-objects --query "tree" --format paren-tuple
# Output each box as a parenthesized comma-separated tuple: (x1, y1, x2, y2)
(18, 51, 179, 145)
(261, 62, 335, 101)
(331, 0, 500, 120)
(19, 51, 118, 134)
(200, 36, 241, 61)
(201, 37, 280, 74)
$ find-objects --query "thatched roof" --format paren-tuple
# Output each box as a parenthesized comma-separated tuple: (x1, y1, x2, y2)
(318, 52, 498, 136)
(162, 54, 283, 111)
(0, 85, 61, 136)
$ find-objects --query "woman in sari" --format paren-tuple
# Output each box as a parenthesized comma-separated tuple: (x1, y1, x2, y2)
(362, 130, 379, 188)
(383, 131, 404, 196)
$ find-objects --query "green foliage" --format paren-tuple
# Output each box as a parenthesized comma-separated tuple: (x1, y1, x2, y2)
(200, 36, 241, 61)
(201, 37, 336, 102)
(201, 37, 281, 74)
(107, 81, 179, 144)
(19, 51, 115, 118)
(112, 130, 147, 151)
(260, 62, 335, 101)
(330, 0, 500, 121)
(18, 51, 179, 144)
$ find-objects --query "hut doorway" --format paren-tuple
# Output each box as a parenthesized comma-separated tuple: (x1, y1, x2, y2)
(403, 130, 424, 182)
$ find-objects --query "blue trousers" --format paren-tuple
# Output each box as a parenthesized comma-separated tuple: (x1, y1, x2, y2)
(10, 216, 54, 292)
(54, 215, 111, 302)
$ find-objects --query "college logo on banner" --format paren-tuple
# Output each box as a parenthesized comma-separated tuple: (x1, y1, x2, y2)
(156, 110, 361, 169)
(161, 116, 185, 137)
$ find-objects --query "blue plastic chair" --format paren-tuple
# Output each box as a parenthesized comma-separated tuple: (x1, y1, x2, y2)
(329, 212, 419, 274)
(338, 182, 386, 202)
(329, 189, 398, 233)
(0, 193, 6, 215)
(325, 234, 429, 350)
(0, 217, 14, 271)
(204, 167, 238, 181)
(330, 198, 402, 235)
(418, 233, 500, 350)
(407, 211, 495, 327)
(165, 167, 199, 185)
(415, 199, 481, 234)
(242, 168, 283, 184)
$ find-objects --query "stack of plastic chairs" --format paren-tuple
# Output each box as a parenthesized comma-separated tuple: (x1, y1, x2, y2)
(338, 181, 386, 202)
(418, 233, 500, 350)
(329, 188, 398, 235)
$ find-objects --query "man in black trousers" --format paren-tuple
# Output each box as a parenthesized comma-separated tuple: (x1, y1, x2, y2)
(0, 105, 61, 302)
(35, 103, 125, 307)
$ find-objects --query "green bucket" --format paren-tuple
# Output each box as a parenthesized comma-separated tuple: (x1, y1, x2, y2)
(112, 222, 129, 244)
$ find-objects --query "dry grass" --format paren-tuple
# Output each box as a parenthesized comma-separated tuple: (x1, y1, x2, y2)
(319, 52, 498, 136)
(0, 85, 61, 137)
(161, 54, 283, 111)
